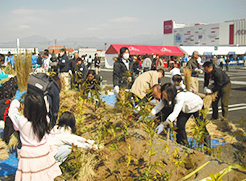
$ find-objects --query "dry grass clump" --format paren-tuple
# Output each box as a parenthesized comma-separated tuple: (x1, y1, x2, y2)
(15, 53, 32, 92)
(183, 68, 191, 91)
(7, 131, 19, 151)
(0, 139, 9, 160)
(3, 63, 15, 75)
(203, 92, 218, 109)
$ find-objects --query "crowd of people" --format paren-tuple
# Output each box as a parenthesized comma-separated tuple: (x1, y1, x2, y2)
(113, 46, 231, 148)
(0, 46, 233, 180)
(0, 48, 103, 180)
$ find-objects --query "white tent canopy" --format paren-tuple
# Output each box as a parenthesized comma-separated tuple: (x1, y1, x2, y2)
(180, 46, 246, 56)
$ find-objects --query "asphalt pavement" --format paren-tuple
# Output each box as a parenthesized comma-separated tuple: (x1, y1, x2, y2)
(97, 66, 246, 122)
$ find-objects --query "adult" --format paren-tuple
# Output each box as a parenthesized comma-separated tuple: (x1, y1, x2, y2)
(151, 55, 157, 70)
(113, 47, 134, 96)
(6, 52, 15, 68)
(182, 54, 189, 67)
(94, 53, 101, 75)
(58, 48, 71, 90)
(0, 54, 14, 82)
(42, 52, 50, 72)
(154, 83, 210, 147)
(31, 53, 37, 65)
(186, 51, 203, 93)
(76, 57, 88, 91)
(133, 57, 141, 78)
(49, 53, 59, 75)
(142, 55, 152, 72)
(219, 56, 224, 69)
(130, 69, 164, 105)
(87, 55, 93, 69)
(37, 54, 43, 67)
(203, 61, 231, 121)
(225, 56, 230, 71)
(155, 54, 164, 70)
(70, 52, 79, 86)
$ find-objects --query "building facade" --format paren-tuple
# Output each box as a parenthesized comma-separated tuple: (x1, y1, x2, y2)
(163, 19, 246, 46)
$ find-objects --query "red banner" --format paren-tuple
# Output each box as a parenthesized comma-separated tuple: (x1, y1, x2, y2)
(164, 20, 173, 34)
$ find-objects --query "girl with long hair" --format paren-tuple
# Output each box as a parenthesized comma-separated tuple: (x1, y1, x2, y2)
(8, 92, 61, 181)
(151, 83, 210, 147)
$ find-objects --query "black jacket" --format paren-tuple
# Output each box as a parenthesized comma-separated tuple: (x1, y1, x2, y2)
(59, 54, 70, 73)
(70, 58, 77, 74)
(47, 78, 60, 129)
(113, 58, 134, 88)
(94, 57, 101, 67)
(186, 58, 200, 77)
(76, 62, 88, 80)
(204, 66, 230, 92)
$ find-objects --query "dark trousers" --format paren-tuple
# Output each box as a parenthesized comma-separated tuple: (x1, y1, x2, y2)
(226, 62, 229, 71)
(212, 82, 231, 120)
(176, 111, 210, 148)
(133, 92, 153, 106)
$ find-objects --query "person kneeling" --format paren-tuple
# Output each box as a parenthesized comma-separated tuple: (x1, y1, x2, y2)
(49, 111, 98, 165)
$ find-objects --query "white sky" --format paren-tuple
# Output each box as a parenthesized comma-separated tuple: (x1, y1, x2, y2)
(0, 0, 245, 42)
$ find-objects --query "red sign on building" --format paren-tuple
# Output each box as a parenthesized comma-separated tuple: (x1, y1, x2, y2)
(164, 20, 173, 34)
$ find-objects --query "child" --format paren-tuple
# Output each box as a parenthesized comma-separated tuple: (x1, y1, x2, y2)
(49, 111, 98, 165)
(8, 92, 61, 181)
(172, 74, 186, 91)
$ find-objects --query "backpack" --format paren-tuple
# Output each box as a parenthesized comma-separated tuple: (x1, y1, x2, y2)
(27, 73, 60, 129)
(0, 77, 18, 100)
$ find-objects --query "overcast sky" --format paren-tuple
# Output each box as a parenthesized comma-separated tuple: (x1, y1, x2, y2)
(0, 0, 245, 43)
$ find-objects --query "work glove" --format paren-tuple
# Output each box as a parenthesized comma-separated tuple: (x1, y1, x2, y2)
(86, 139, 95, 145)
(204, 87, 212, 94)
(133, 105, 140, 114)
(155, 123, 165, 134)
(15, 89, 27, 102)
(194, 68, 199, 72)
(114, 86, 119, 95)
(68, 70, 72, 75)
(139, 114, 155, 122)
(199, 69, 203, 74)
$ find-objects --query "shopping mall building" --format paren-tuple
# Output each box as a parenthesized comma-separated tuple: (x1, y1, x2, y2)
(163, 19, 246, 65)
(163, 19, 246, 47)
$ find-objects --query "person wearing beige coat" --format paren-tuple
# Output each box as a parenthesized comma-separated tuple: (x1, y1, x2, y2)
(130, 69, 164, 105)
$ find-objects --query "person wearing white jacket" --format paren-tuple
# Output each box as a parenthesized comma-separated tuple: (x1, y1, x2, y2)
(49, 111, 98, 165)
(153, 83, 210, 147)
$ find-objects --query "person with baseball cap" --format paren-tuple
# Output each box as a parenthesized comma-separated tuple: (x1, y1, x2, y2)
(186, 51, 203, 93)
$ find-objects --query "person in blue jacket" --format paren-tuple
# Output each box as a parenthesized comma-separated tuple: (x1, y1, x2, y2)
(6, 52, 15, 68)
(0, 54, 14, 84)
(31, 53, 37, 65)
